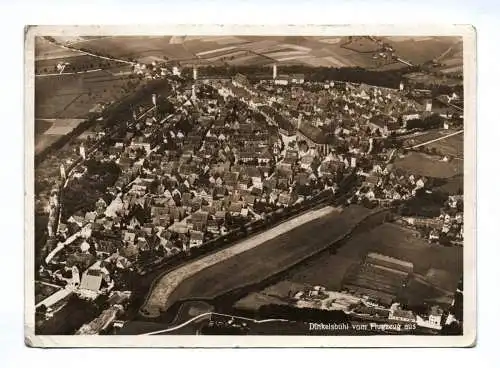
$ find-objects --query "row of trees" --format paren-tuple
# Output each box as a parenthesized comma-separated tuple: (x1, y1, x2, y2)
(406, 113, 444, 130)
(199, 64, 415, 89)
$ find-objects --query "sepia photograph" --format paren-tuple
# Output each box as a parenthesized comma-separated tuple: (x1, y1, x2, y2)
(25, 24, 476, 348)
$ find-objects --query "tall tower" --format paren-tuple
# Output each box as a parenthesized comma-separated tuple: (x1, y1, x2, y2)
(425, 99, 433, 112)
(152, 93, 157, 106)
(192, 84, 196, 101)
(399, 81, 404, 91)
(193, 66, 198, 80)
(272, 64, 277, 79)
(79, 144, 86, 160)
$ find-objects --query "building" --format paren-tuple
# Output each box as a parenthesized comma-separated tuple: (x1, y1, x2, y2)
(297, 123, 334, 155)
(76, 304, 125, 335)
(232, 73, 250, 88)
(290, 74, 305, 84)
(78, 268, 104, 300)
(189, 230, 204, 248)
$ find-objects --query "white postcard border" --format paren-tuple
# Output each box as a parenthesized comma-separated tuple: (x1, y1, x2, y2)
(24, 24, 476, 348)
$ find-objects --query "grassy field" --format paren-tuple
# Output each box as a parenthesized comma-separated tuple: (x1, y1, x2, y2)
(383, 36, 462, 65)
(62, 35, 411, 69)
(338, 223, 462, 277)
(287, 255, 357, 291)
(35, 37, 85, 60)
(234, 281, 303, 311)
(35, 119, 86, 155)
(436, 174, 463, 195)
(393, 151, 463, 178)
(35, 68, 141, 119)
(425, 133, 464, 157)
(35, 54, 123, 74)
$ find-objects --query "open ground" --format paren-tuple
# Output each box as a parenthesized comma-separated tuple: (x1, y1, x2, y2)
(51, 35, 459, 70)
(393, 151, 463, 178)
(256, 222, 462, 309)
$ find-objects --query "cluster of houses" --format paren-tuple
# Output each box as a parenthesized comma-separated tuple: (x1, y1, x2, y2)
(43, 73, 356, 300)
(36, 67, 463, 332)
(354, 164, 430, 205)
(291, 284, 448, 331)
(401, 194, 464, 245)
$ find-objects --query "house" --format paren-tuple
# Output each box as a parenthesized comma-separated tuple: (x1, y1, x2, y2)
(290, 74, 305, 84)
(389, 308, 416, 323)
(189, 231, 204, 248)
(84, 211, 98, 224)
(214, 210, 227, 223)
(278, 192, 291, 206)
(206, 219, 220, 234)
(78, 265, 108, 300)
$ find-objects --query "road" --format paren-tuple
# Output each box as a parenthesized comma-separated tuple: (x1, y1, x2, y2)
(409, 129, 464, 149)
(35, 68, 103, 77)
(144, 311, 288, 335)
(43, 37, 134, 65)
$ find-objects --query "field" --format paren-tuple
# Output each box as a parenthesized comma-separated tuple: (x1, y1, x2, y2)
(436, 174, 463, 195)
(424, 133, 464, 158)
(404, 71, 462, 87)
(393, 151, 463, 178)
(35, 68, 141, 119)
(35, 119, 85, 155)
(52, 35, 425, 69)
(234, 280, 304, 311)
(383, 36, 462, 66)
(286, 255, 357, 291)
(338, 223, 462, 277)
(45, 35, 459, 71)
(283, 223, 461, 300)
(141, 205, 375, 316)
(35, 37, 85, 60)
(404, 130, 464, 158)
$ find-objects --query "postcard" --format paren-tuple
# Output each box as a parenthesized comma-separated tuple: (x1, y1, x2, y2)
(25, 24, 476, 347)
